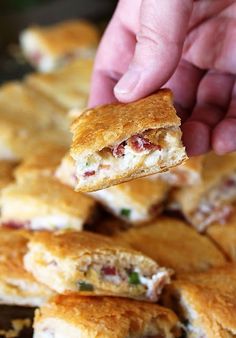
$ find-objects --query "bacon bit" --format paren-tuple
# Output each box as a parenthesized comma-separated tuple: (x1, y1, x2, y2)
(102, 266, 117, 276)
(83, 170, 96, 177)
(149, 203, 162, 216)
(2, 221, 27, 229)
(30, 51, 42, 64)
(99, 164, 111, 170)
(224, 178, 236, 188)
(112, 142, 125, 158)
(129, 135, 161, 153)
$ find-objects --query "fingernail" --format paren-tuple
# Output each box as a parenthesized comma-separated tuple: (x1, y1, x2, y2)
(114, 69, 140, 95)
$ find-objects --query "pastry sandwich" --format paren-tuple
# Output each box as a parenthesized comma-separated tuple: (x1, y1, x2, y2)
(25, 59, 93, 111)
(0, 177, 95, 231)
(151, 156, 203, 187)
(24, 231, 172, 302)
(163, 264, 236, 338)
(15, 144, 67, 182)
(0, 81, 68, 131)
(115, 217, 226, 274)
(20, 20, 99, 72)
(171, 152, 236, 232)
(34, 295, 182, 338)
(207, 208, 236, 261)
(0, 228, 53, 307)
(90, 177, 170, 224)
(70, 90, 187, 192)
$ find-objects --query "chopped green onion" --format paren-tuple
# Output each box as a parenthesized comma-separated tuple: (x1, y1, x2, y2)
(85, 162, 89, 166)
(128, 272, 140, 285)
(120, 208, 131, 218)
(78, 281, 94, 291)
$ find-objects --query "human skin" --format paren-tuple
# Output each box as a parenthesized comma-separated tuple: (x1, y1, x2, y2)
(89, 0, 236, 156)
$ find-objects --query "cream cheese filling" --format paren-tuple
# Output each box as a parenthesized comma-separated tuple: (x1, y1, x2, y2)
(75, 129, 186, 188)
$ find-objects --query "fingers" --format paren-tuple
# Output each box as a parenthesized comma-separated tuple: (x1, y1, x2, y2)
(212, 81, 236, 154)
(165, 59, 205, 122)
(182, 71, 235, 155)
(183, 16, 236, 73)
(114, 0, 193, 102)
(88, 0, 140, 107)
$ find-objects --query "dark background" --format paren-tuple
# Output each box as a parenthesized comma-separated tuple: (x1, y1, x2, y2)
(0, 0, 118, 82)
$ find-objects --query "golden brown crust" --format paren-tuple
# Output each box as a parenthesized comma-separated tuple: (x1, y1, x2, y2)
(34, 295, 181, 337)
(173, 152, 236, 214)
(0, 228, 53, 305)
(0, 161, 17, 190)
(15, 144, 67, 181)
(0, 228, 32, 281)
(22, 20, 99, 56)
(0, 81, 68, 130)
(28, 230, 145, 260)
(207, 208, 236, 261)
(1, 177, 95, 220)
(0, 115, 71, 161)
(25, 59, 93, 110)
(71, 89, 180, 156)
(164, 264, 236, 337)
(115, 217, 226, 274)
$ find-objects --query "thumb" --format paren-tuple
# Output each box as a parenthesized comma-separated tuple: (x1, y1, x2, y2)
(114, 0, 193, 102)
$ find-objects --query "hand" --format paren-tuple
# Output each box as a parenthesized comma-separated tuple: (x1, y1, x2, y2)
(89, 0, 236, 156)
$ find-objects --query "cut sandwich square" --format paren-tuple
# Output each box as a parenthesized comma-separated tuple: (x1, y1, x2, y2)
(0, 177, 96, 231)
(24, 231, 172, 302)
(0, 228, 53, 307)
(70, 89, 187, 192)
(34, 295, 182, 338)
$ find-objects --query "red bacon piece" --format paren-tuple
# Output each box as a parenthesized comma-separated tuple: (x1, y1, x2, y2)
(112, 142, 125, 158)
(30, 51, 43, 64)
(83, 170, 96, 177)
(102, 266, 117, 276)
(2, 221, 28, 229)
(129, 135, 161, 153)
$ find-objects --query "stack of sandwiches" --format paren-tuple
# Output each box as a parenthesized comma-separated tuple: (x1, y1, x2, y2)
(0, 18, 236, 338)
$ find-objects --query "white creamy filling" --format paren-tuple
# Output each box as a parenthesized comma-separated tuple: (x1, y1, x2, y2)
(35, 319, 83, 338)
(137, 269, 170, 301)
(193, 173, 236, 228)
(76, 132, 185, 187)
(29, 215, 83, 231)
(89, 189, 150, 223)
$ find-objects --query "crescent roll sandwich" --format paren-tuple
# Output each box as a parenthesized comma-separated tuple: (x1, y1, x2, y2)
(0, 82, 68, 131)
(89, 178, 170, 224)
(15, 144, 67, 182)
(20, 20, 99, 72)
(150, 156, 203, 187)
(70, 90, 187, 192)
(34, 295, 182, 338)
(25, 59, 93, 111)
(0, 228, 53, 307)
(207, 208, 236, 261)
(0, 114, 71, 161)
(55, 152, 76, 188)
(171, 152, 236, 232)
(24, 231, 172, 302)
(0, 177, 96, 231)
(114, 217, 226, 274)
(162, 264, 236, 338)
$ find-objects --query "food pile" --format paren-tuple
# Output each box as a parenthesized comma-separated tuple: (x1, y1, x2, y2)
(0, 20, 235, 338)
